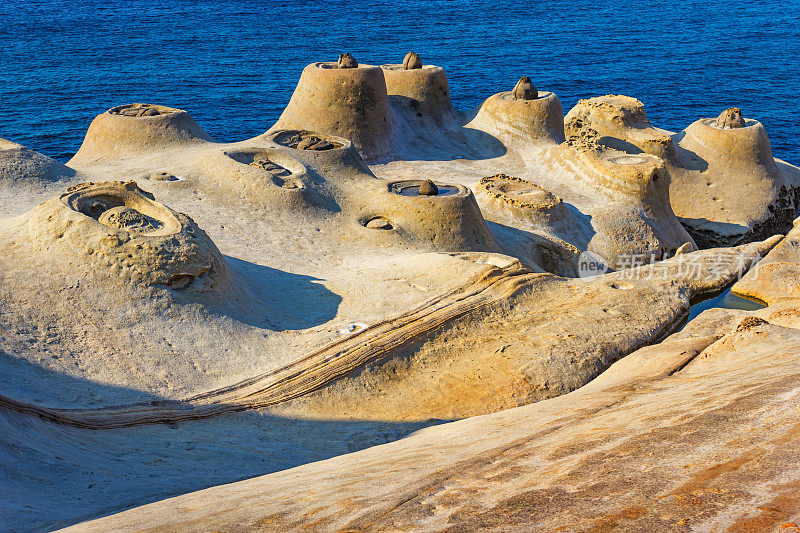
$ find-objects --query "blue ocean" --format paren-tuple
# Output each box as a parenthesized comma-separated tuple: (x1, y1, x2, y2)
(0, 0, 798, 163)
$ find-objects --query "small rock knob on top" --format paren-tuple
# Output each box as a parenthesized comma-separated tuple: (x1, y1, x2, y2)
(418, 179, 438, 196)
(338, 53, 358, 69)
(402, 52, 423, 70)
(716, 107, 746, 128)
(512, 76, 538, 100)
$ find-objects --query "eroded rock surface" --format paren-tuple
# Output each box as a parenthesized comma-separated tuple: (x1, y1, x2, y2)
(21, 181, 226, 289)
(0, 54, 798, 532)
(0, 137, 76, 186)
(402, 51, 422, 70)
(565, 95, 800, 248)
(511, 76, 537, 100)
(716, 106, 746, 128)
(337, 52, 358, 68)
(63, 232, 800, 531)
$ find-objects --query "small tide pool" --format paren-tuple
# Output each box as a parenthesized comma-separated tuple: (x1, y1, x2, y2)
(678, 286, 766, 331)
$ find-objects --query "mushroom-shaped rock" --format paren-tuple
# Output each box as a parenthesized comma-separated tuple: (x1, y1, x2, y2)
(380, 62, 453, 121)
(402, 52, 423, 70)
(270, 63, 393, 159)
(512, 76, 538, 100)
(70, 103, 213, 165)
(548, 142, 697, 266)
(338, 53, 358, 69)
(670, 114, 798, 247)
(564, 95, 675, 159)
(716, 107, 746, 129)
(360, 180, 498, 251)
(467, 89, 565, 145)
(418, 179, 438, 196)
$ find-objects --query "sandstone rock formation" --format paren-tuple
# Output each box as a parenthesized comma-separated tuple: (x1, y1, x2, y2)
(467, 87, 565, 145)
(381, 62, 452, 121)
(417, 178, 438, 195)
(565, 95, 800, 248)
(548, 142, 696, 267)
(337, 52, 358, 68)
(70, 103, 213, 164)
(1, 54, 799, 532)
(68, 296, 800, 531)
(0, 137, 77, 186)
(671, 112, 800, 247)
(12, 180, 227, 289)
(511, 75, 537, 100)
(271, 62, 394, 159)
(565, 94, 674, 158)
(716, 106, 746, 128)
(402, 51, 422, 69)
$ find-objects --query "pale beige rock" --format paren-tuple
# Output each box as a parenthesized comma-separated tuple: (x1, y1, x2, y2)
(70, 103, 213, 164)
(365, 217, 392, 229)
(474, 173, 581, 273)
(20, 180, 227, 289)
(147, 171, 177, 181)
(546, 143, 696, 267)
(733, 216, 800, 304)
(565, 94, 675, 159)
(268, 238, 775, 422)
(670, 114, 800, 247)
(673, 240, 696, 255)
(0, 137, 76, 185)
(2, 54, 800, 532)
(467, 89, 565, 145)
(270, 63, 394, 159)
(381, 63, 452, 120)
(564, 95, 800, 248)
(62, 282, 800, 532)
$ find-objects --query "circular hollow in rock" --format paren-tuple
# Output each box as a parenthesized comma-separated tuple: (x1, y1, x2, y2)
(61, 181, 181, 237)
(498, 90, 544, 102)
(365, 217, 393, 230)
(98, 205, 161, 233)
(107, 103, 180, 117)
(477, 174, 561, 210)
(390, 180, 463, 197)
(380, 63, 441, 72)
(702, 117, 759, 130)
(53, 181, 226, 289)
(270, 130, 345, 151)
(225, 148, 305, 189)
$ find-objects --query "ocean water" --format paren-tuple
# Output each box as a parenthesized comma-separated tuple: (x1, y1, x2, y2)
(0, 0, 798, 163)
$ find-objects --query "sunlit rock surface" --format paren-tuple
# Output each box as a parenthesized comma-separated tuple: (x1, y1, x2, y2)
(1, 56, 798, 531)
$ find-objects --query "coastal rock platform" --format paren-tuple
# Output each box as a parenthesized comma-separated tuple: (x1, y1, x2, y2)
(1, 54, 799, 531)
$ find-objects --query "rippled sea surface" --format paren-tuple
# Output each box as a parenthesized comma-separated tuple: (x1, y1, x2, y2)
(0, 0, 798, 162)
